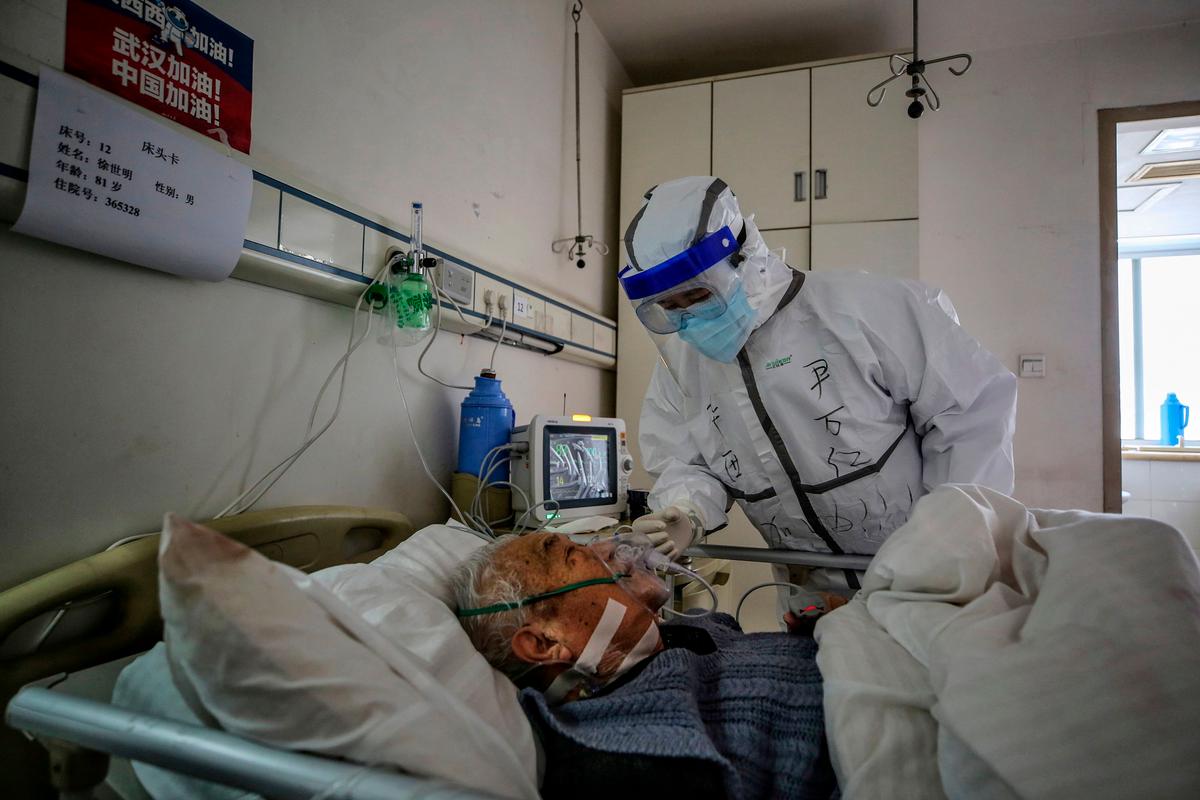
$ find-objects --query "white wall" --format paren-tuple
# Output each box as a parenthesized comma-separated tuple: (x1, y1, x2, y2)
(1123, 458, 1200, 553)
(918, 19, 1200, 511)
(0, 0, 630, 589)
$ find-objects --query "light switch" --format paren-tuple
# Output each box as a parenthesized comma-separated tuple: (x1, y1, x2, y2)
(1018, 354, 1046, 378)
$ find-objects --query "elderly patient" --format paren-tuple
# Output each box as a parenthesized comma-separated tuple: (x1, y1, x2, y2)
(453, 532, 837, 800)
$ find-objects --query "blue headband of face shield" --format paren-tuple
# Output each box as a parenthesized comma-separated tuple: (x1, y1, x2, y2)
(619, 226, 740, 301)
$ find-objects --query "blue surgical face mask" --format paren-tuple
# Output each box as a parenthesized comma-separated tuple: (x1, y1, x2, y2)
(677, 283, 755, 362)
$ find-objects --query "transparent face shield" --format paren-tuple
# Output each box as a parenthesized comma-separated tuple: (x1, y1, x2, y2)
(620, 227, 745, 335)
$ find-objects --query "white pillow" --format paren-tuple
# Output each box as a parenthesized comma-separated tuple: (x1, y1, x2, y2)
(157, 514, 538, 799)
(308, 524, 537, 766)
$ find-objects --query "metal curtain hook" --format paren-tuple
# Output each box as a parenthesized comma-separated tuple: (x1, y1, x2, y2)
(867, 71, 903, 107)
(925, 52, 973, 76)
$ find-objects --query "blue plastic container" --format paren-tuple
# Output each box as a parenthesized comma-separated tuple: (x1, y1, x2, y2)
(457, 370, 515, 480)
(1160, 393, 1190, 446)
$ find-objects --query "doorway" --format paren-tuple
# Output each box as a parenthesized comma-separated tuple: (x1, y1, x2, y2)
(1099, 102, 1200, 552)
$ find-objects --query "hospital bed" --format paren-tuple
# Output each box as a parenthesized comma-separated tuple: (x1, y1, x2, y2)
(0, 505, 868, 799)
(10, 496, 1194, 800)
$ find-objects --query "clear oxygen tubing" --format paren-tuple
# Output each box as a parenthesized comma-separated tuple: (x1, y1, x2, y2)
(389, 310, 494, 543)
(54, 263, 388, 652)
(734, 581, 811, 628)
(418, 281, 494, 391)
(214, 259, 387, 519)
(648, 552, 718, 618)
(489, 316, 509, 370)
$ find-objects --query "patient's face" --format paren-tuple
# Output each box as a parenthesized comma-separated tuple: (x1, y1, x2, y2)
(491, 533, 664, 670)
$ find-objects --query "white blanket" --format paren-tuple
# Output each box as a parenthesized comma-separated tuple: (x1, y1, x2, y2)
(817, 484, 1200, 799)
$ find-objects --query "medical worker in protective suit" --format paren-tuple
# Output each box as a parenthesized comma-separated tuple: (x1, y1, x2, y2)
(622, 176, 1017, 605)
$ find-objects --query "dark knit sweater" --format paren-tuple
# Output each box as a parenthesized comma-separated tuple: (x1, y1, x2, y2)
(520, 613, 836, 800)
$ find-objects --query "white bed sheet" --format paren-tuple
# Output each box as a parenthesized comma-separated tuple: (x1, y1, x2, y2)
(817, 485, 1200, 799)
(815, 597, 946, 800)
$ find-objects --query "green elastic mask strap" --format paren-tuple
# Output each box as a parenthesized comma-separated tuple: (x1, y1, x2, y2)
(457, 574, 627, 618)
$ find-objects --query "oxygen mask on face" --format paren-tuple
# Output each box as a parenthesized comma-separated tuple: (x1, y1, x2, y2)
(579, 531, 669, 611)
(589, 531, 718, 618)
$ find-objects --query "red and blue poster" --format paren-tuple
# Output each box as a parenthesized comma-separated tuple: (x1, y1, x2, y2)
(64, 0, 253, 153)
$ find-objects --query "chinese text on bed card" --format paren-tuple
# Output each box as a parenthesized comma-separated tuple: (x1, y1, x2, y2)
(64, 0, 254, 154)
(14, 68, 252, 281)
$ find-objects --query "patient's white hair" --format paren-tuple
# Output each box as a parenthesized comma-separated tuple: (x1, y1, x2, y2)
(453, 535, 533, 679)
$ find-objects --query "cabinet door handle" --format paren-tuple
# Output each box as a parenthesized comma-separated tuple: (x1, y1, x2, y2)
(793, 171, 806, 202)
(815, 169, 827, 200)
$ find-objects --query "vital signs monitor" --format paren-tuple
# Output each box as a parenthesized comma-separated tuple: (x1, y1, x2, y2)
(510, 415, 633, 523)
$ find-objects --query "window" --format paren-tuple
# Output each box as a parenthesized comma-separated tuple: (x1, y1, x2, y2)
(1118, 252, 1200, 444)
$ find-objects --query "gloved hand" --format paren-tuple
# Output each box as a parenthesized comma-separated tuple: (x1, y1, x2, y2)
(631, 504, 703, 561)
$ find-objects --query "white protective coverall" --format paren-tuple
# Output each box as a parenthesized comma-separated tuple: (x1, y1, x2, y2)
(625, 177, 1017, 592)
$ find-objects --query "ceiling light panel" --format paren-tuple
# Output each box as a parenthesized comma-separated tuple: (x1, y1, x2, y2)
(1116, 184, 1180, 213)
(1141, 126, 1200, 155)
(1127, 160, 1200, 182)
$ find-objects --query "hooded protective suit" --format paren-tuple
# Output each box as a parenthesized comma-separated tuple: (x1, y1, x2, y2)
(621, 177, 1017, 592)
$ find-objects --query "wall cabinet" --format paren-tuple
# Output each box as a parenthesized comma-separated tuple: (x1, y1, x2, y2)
(811, 57, 918, 224)
(713, 70, 811, 231)
(762, 227, 811, 271)
(617, 82, 711, 488)
(619, 83, 712, 238)
(811, 220, 917, 277)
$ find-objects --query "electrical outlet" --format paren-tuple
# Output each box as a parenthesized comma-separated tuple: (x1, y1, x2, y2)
(474, 274, 512, 322)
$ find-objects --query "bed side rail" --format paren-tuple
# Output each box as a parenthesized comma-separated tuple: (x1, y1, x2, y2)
(7, 687, 492, 800)
(685, 544, 874, 572)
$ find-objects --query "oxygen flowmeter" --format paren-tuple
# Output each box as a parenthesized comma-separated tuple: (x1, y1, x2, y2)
(384, 202, 437, 344)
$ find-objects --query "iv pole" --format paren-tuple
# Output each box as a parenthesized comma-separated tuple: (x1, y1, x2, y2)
(866, 0, 972, 119)
(552, 1, 610, 269)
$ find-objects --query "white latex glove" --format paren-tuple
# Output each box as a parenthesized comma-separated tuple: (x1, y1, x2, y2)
(631, 504, 703, 561)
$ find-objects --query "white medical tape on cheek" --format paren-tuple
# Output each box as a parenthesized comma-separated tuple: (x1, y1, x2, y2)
(542, 598, 628, 705)
(615, 621, 661, 675)
(574, 598, 627, 674)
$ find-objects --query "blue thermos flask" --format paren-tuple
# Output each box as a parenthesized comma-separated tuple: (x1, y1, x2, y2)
(457, 369, 516, 480)
(1160, 393, 1190, 446)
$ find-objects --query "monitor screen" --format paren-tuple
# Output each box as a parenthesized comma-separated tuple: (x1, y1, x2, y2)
(543, 425, 617, 509)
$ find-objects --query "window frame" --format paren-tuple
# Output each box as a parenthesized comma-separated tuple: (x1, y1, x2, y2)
(1099, 101, 1200, 512)
(1118, 247, 1200, 449)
